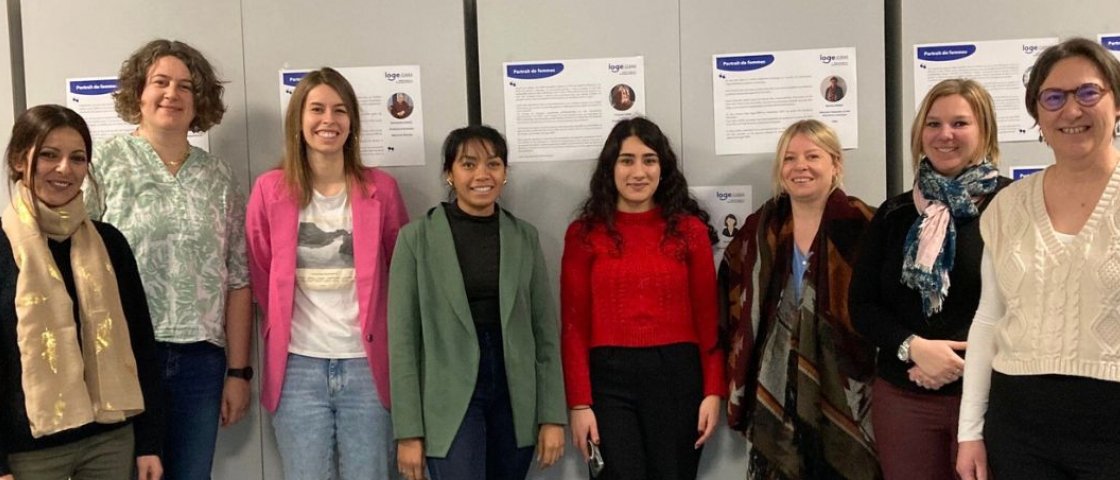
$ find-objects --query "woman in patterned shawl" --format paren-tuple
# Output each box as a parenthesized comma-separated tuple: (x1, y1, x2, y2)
(723, 119, 880, 479)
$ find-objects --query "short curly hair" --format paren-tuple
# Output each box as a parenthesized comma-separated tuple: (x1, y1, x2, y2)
(113, 39, 226, 132)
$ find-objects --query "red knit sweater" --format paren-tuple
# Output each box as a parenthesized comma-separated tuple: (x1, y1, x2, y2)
(560, 208, 727, 407)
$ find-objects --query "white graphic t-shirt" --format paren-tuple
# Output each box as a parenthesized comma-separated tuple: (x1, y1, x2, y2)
(289, 189, 364, 358)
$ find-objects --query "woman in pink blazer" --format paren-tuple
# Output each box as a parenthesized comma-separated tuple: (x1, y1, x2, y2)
(245, 68, 409, 480)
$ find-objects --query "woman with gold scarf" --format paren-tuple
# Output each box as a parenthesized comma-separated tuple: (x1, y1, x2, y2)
(0, 105, 162, 480)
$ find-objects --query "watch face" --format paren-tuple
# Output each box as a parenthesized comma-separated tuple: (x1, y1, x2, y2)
(897, 341, 909, 362)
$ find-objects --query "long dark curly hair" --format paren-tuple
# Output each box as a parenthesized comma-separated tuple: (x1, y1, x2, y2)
(576, 117, 716, 252)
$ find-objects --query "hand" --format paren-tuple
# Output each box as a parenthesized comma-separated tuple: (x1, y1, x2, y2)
(136, 455, 163, 480)
(397, 438, 426, 480)
(2, 474, 14, 480)
(536, 424, 565, 469)
(956, 440, 989, 480)
(695, 395, 720, 448)
(569, 407, 600, 460)
(220, 377, 251, 427)
(909, 337, 966, 385)
(908, 365, 948, 390)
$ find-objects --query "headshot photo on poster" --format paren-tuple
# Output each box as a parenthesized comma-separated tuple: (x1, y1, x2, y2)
(388, 92, 414, 119)
(610, 83, 636, 111)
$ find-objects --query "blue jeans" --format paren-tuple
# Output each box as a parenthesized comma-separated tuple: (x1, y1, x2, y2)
(272, 354, 396, 480)
(157, 341, 226, 480)
(427, 326, 534, 480)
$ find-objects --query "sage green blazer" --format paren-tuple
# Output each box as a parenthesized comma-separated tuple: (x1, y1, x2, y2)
(388, 205, 566, 457)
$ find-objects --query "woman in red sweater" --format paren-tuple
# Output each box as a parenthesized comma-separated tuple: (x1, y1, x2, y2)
(561, 117, 726, 480)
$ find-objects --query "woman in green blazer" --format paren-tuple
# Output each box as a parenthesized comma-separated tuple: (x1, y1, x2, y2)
(389, 125, 566, 480)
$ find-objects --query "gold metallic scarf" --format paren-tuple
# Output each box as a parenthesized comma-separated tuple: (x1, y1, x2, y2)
(2, 182, 143, 438)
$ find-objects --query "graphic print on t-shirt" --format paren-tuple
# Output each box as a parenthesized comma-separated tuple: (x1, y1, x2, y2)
(297, 215, 355, 290)
(290, 190, 363, 358)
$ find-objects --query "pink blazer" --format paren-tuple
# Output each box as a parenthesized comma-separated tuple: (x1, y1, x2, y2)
(246, 168, 409, 412)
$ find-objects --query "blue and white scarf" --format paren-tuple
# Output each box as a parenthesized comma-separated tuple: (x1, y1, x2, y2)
(901, 159, 999, 316)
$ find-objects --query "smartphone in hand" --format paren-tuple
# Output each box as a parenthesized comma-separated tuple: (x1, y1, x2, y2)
(587, 439, 604, 478)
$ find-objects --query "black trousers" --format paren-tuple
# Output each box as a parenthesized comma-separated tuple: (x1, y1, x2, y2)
(985, 371, 1120, 479)
(590, 343, 704, 480)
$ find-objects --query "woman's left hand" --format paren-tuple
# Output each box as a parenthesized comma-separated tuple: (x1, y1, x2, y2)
(908, 365, 952, 390)
(136, 455, 162, 480)
(220, 377, 250, 427)
(695, 395, 721, 448)
(536, 423, 565, 469)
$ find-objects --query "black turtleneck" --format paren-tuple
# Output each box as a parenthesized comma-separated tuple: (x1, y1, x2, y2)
(443, 202, 501, 326)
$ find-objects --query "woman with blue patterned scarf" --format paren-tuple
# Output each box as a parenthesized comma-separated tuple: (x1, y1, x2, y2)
(849, 79, 1011, 480)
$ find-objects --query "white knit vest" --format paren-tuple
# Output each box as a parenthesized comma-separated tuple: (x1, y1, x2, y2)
(980, 166, 1120, 382)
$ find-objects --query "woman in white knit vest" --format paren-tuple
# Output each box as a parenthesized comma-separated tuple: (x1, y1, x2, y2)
(956, 37, 1120, 480)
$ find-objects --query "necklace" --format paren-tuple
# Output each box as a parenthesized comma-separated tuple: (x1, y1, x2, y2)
(163, 148, 190, 168)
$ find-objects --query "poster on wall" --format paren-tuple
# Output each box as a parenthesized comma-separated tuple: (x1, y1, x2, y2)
(279, 65, 425, 167)
(689, 185, 752, 265)
(712, 47, 859, 156)
(66, 77, 210, 150)
(502, 56, 645, 163)
(1010, 166, 1046, 180)
(1100, 34, 1120, 137)
(1101, 34, 1120, 60)
(913, 38, 1057, 143)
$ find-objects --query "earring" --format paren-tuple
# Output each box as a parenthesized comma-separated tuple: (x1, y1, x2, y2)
(446, 178, 453, 187)
(1038, 132, 1045, 143)
(503, 179, 508, 185)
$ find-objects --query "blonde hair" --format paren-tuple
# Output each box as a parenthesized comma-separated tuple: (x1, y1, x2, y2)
(281, 68, 366, 206)
(771, 119, 844, 199)
(910, 79, 1000, 172)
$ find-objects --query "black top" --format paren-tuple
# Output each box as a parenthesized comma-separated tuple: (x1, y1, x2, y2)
(849, 178, 1011, 395)
(444, 202, 501, 327)
(0, 221, 163, 475)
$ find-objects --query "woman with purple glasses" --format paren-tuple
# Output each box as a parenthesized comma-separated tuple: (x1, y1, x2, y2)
(956, 37, 1120, 480)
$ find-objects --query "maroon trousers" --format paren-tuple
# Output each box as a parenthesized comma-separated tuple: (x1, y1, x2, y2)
(871, 378, 960, 480)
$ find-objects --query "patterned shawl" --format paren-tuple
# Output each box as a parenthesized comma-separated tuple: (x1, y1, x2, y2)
(723, 189, 880, 479)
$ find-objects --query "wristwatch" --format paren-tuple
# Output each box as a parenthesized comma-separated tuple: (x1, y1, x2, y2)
(897, 335, 916, 363)
(227, 367, 254, 381)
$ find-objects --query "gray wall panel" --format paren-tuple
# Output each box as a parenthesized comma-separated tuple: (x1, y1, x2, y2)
(681, 0, 888, 210)
(21, 1, 253, 184)
(477, 0, 684, 370)
(0, 2, 14, 207)
(240, 0, 468, 218)
(900, 0, 1119, 186)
